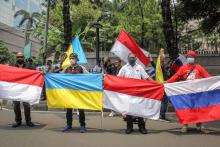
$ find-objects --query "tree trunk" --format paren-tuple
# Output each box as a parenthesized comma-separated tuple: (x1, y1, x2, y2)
(161, 0, 178, 60)
(63, 0, 72, 51)
(138, 0, 144, 48)
(25, 20, 31, 45)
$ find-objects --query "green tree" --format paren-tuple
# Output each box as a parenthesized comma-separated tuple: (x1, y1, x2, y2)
(177, 0, 220, 34)
(14, 10, 41, 45)
(161, 0, 178, 60)
(62, 0, 73, 51)
(112, 0, 165, 52)
(32, 0, 166, 63)
(0, 41, 16, 65)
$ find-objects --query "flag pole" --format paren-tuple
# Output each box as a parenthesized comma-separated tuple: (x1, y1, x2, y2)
(101, 111, 103, 130)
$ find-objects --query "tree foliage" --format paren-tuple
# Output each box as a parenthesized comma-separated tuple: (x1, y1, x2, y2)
(0, 41, 16, 65)
(177, 0, 220, 34)
(161, 0, 178, 60)
(31, 0, 167, 64)
(14, 10, 41, 44)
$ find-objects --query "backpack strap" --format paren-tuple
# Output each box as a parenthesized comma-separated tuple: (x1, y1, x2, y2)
(185, 64, 196, 80)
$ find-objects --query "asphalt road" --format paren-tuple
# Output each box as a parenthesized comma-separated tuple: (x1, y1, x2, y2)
(0, 109, 220, 147)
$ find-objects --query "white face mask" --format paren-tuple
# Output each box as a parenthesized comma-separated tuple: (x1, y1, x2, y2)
(187, 57, 195, 64)
(70, 59, 77, 65)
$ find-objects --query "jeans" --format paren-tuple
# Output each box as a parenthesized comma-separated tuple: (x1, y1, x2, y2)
(160, 94, 168, 118)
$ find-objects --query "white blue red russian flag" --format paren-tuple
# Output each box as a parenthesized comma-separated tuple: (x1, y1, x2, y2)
(165, 76, 220, 124)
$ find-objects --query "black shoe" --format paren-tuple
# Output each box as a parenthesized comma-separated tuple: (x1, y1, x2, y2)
(139, 127, 148, 134)
(41, 97, 46, 101)
(159, 116, 170, 122)
(12, 122, 21, 128)
(125, 128, 133, 134)
(26, 122, 35, 127)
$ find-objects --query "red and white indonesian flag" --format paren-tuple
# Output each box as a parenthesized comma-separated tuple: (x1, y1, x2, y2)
(104, 75, 164, 119)
(111, 30, 150, 66)
(0, 64, 44, 105)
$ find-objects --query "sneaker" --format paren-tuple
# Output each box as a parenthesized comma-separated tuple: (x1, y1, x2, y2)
(159, 117, 170, 122)
(80, 126, 86, 133)
(62, 125, 72, 132)
(181, 126, 188, 133)
(26, 122, 35, 127)
(200, 126, 209, 134)
(125, 128, 133, 134)
(139, 127, 148, 134)
(109, 112, 115, 117)
(196, 123, 202, 130)
(12, 122, 21, 128)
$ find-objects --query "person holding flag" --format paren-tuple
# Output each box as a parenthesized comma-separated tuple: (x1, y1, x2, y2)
(166, 50, 211, 133)
(148, 48, 170, 121)
(118, 52, 153, 134)
(12, 52, 35, 128)
(61, 53, 87, 133)
(155, 48, 170, 121)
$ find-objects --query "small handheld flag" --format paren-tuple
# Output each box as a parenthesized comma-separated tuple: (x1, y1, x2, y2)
(62, 36, 87, 69)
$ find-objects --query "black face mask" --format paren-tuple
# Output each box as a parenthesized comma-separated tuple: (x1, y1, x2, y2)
(128, 58, 136, 66)
(47, 63, 52, 67)
(17, 59, 24, 64)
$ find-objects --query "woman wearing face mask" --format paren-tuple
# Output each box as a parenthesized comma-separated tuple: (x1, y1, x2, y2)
(166, 50, 211, 133)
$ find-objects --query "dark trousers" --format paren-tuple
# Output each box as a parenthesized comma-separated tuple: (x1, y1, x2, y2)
(13, 101, 31, 123)
(66, 109, 86, 127)
(126, 115, 145, 129)
(160, 94, 168, 118)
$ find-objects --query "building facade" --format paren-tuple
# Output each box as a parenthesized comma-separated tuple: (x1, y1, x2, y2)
(0, 0, 43, 55)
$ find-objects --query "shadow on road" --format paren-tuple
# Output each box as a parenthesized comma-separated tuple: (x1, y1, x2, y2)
(165, 127, 220, 136)
(0, 122, 47, 130)
(46, 126, 220, 136)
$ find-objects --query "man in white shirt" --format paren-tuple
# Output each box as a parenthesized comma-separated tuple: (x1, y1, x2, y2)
(118, 53, 153, 134)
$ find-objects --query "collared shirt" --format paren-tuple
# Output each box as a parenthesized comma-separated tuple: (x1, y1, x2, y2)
(118, 63, 149, 80)
(92, 65, 102, 73)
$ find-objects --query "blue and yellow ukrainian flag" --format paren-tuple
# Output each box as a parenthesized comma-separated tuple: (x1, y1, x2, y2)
(45, 73, 103, 111)
(62, 35, 88, 69)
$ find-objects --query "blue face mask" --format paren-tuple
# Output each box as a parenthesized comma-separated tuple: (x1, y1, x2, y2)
(187, 57, 195, 64)
(128, 58, 136, 66)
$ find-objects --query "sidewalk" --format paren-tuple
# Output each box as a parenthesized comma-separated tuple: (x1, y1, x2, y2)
(0, 109, 220, 147)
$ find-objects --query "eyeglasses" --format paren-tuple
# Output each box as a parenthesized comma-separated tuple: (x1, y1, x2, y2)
(17, 56, 24, 59)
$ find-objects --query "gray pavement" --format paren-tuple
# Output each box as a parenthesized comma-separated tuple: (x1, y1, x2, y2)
(0, 109, 220, 147)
